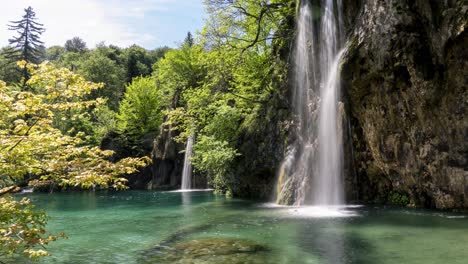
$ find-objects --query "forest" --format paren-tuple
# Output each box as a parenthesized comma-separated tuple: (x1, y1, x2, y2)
(1, 0, 467, 263)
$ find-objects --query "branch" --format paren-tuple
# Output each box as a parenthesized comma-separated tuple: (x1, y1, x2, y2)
(6, 117, 40, 152)
(226, 90, 267, 104)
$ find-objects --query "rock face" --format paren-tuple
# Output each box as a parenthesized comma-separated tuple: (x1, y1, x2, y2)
(146, 126, 184, 190)
(102, 129, 185, 190)
(341, 0, 467, 208)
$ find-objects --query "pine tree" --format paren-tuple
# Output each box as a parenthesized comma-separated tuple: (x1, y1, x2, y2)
(4, 6, 45, 85)
(184, 31, 194, 47)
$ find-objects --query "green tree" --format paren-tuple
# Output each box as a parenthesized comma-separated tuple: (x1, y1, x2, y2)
(0, 47, 22, 84)
(5, 6, 45, 85)
(64, 37, 87, 53)
(123, 45, 153, 83)
(117, 76, 163, 135)
(184, 31, 194, 47)
(153, 44, 206, 110)
(204, 0, 292, 52)
(0, 61, 149, 189)
(45, 45, 65, 61)
(79, 52, 126, 110)
(150, 46, 171, 62)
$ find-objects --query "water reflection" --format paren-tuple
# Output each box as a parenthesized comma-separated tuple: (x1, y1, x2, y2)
(181, 191, 192, 208)
(313, 221, 346, 264)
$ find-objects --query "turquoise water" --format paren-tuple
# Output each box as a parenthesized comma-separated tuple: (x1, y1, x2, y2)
(8, 191, 468, 264)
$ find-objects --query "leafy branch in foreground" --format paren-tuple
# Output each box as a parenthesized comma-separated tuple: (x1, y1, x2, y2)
(0, 61, 150, 190)
(0, 196, 65, 261)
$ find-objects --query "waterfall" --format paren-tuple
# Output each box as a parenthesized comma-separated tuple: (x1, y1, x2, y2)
(181, 135, 194, 190)
(276, 0, 345, 206)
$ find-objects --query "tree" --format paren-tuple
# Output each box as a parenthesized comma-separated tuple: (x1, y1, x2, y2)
(64, 37, 87, 53)
(0, 47, 22, 84)
(6, 7, 45, 63)
(184, 31, 194, 47)
(204, 0, 292, 52)
(4, 6, 45, 85)
(0, 61, 149, 189)
(79, 52, 126, 110)
(122, 45, 153, 83)
(45, 45, 65, 61)
(117, 76, 163, 135)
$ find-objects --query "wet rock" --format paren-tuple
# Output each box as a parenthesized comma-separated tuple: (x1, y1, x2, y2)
(342, 0, 468, 208)
(27, 179, 55, 192)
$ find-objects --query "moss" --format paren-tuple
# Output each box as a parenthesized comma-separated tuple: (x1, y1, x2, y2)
(388, 191, 410, 206)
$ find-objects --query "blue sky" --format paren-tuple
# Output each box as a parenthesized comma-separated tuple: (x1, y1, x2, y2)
(0, 0, 206, 50)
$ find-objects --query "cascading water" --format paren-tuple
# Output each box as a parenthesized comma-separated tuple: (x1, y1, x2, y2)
(276, 0, 345, 206)
(181, 135, 194, 190)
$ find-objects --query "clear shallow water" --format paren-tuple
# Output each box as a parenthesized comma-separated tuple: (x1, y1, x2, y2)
(8, 191, 468, 264)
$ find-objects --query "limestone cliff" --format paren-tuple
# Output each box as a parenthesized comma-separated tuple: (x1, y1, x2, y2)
(342, 0, 467, 208)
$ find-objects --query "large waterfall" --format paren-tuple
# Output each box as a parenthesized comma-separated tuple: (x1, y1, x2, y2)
(276, 0, 345, 206)
(181, 135, 194, 190)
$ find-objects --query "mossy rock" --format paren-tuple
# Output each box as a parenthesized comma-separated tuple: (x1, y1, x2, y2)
(141, 238, 271, 264)
(388, 192, 410, 206)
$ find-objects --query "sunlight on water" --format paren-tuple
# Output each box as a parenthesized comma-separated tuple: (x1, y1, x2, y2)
(260, 203, 361, 218)
(169, 189, 214, 193)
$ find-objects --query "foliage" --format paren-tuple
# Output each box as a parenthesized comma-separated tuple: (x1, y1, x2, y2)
(78, 53, 126, 110)
(0, 61, 149, 190)
(0, 195, 65, 260)
(389, 192, 410, 206)
(153, 44, 206, 109)
(64, 37, 87, 53)
(184, 31, 194, 47)
(6, 6, 45, 65)
(203, 0, 293, 52)
(45, 45, 65, 61)
(0, 47, 22, 85)
(156, 0, 294, 194)
(117, 76, 163, 135)
(92, 104, 118, 140)
(191, 135, 239, 191)
(123, 45, 154, 83)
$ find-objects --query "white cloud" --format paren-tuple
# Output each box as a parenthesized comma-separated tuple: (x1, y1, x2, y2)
(0, 0, 190, 49)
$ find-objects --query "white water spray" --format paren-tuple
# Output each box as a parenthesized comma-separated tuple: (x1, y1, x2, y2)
(181, 135, 194, 190)
(276, 0, 345, 206)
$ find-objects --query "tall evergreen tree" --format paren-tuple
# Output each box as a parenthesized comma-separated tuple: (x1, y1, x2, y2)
(5, 6, 45, 84)
(184, 31, 194, 47)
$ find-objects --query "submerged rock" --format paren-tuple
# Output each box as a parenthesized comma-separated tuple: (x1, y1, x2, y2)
(141, 238, 271, 264)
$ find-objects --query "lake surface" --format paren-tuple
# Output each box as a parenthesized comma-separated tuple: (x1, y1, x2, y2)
(9, 190, 468, 264)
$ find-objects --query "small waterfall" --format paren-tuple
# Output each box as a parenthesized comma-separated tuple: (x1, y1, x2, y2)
(181, 135, 194, 190)
(276, 0, 345, 206)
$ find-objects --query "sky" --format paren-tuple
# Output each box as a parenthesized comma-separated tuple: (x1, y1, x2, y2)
(0, 0, 206, 50)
